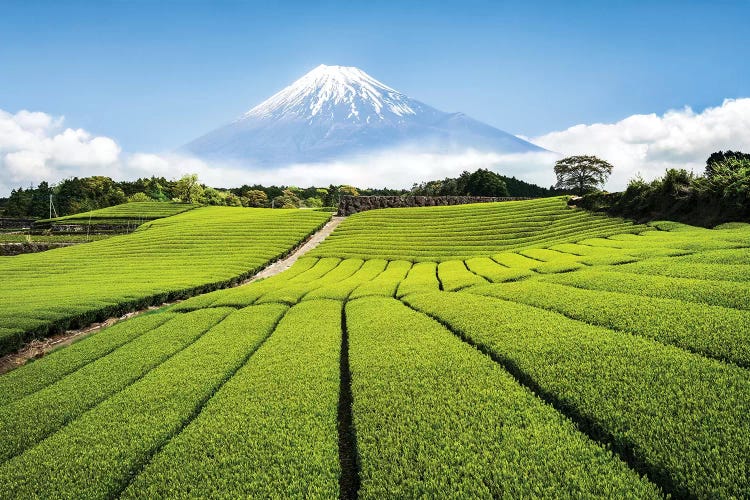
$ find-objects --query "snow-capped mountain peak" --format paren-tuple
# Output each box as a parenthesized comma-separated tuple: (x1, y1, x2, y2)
(183, 64, 545, 165)
(241, 64, 419, 123)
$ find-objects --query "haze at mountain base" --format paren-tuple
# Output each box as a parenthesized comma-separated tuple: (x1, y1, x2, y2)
(183, 64, 546, 167)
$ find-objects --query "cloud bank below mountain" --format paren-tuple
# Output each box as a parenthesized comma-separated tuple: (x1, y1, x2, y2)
(2, 97, 750, 196)
(528, 97, 750, 189)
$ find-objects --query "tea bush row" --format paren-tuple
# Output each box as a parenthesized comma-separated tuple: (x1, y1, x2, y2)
(0, 207, 329, 355)
(403, 291, 750, 498)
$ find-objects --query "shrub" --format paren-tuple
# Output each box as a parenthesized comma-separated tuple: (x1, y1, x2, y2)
(127, 192, 151, 203)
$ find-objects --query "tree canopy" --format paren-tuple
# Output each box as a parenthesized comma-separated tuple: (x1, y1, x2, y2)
(410, 168, 555, 197)
(554, 155, 614, 195)
(576, 150, 750, 227)
(1, 167, 560, 218)
(173, 174, 204, 204)
(464, 169, 509, 197)
(705, 150, 750, 178)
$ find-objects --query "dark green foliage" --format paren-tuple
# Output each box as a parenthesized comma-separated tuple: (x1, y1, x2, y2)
(694, 156, 750, 209)
(3, 182, 54, 217)
(271, 188, 302, 208)
(2, 169, 552, 218)
(4, 176, 173, 218)
(705, 150, 750, 178)
(173, 174, 204, 204)
(50, 176, 128, 215)
(119, 176, 173, 200)
(411, 168, 559, 197)
(580, 157, 750, 226)
(230, 184, 409, 209)
(464, 168, 509, 196)
(554, 155, 614, 195)
(502, 174, 568, 197)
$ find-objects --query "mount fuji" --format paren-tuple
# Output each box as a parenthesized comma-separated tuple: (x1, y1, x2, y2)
(183, 65, 546, 166)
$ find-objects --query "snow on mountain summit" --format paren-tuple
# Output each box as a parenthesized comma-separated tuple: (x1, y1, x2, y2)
(242, 64, 419, 123)
(183, 64, 545, 166)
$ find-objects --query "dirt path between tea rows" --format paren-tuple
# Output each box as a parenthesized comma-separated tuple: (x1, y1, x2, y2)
(0, 216, 345, 374)
(243, 216, 344, 283)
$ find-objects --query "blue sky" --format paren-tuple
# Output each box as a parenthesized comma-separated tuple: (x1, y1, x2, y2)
(2, 0, 750, 195)
(2, 0, 748, 152)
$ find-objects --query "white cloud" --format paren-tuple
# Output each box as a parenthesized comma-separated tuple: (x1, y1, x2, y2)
(206, 149, 560, 190)
(124, 152, 251, 188)
(0, 109, 120, 194)
(3, 98, 750, 196)
(531, 98, 750, 190)
(0, 107, 559, 195)
(125, 150, 561, 192)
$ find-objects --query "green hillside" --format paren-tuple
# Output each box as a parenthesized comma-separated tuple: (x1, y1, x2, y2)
(310, 197, 647, 261)
(36, 201, 199, 225)
(0, 207, 329, 355)
(0, 198, 748, 498)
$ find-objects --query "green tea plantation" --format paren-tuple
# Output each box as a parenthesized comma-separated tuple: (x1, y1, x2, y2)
(0, 206, 330, 355)
(1, 198, 748, 498)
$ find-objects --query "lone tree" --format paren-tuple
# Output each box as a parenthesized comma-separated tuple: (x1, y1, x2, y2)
(554, 155, 614, 195)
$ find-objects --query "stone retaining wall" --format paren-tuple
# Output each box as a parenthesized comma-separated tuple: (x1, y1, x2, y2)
(337, 195, 534, 216)
(0, 242, 76, 256)
(47, 224, 134, 233)
(0, 218, 36, 230)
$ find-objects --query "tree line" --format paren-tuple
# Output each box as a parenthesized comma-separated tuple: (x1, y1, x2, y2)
(0, 168, 561, 218)
(577, 150, 750, 226)
(0, 175, 376, 218)
(410, 168, 567, 197)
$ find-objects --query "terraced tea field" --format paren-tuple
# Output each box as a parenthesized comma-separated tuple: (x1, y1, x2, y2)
(2, 203, 203, 255)
(310, 197, 646, 261)
(36, 201, 200, 226)
(0, 207, 329, 355)
(1, 197, 748, 498)
(0, 234, 111, 244)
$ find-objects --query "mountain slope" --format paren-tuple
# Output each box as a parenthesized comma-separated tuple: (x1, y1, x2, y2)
(183, 64, 545, 166)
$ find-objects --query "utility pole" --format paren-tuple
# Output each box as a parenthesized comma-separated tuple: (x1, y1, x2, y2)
(49, 194, 58, 218)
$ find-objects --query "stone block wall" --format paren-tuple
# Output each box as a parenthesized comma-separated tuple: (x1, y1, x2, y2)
(0, 218, 36, 230)
(337, 196, 534, 216)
